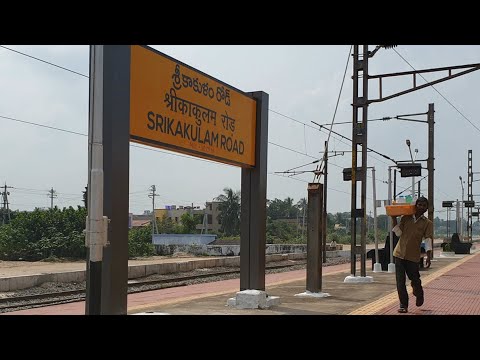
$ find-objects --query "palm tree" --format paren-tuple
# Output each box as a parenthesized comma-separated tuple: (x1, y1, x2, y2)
(284, 197, 297, 218)
(215, 187, 241, 236)
(296, 198, 307, 239)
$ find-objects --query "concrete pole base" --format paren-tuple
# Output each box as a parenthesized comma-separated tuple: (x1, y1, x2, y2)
(387, 263, 396, 273)
(373, 263, 383, 272)
(343, 275, 374, 283)
(294, 290, 331, 298)
(226, 289, 280, 309)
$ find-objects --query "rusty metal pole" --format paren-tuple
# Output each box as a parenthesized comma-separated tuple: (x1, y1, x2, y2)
(240, 91, 269, 291)
(306, 183, 323, 293)
(322, 141, 328, 263)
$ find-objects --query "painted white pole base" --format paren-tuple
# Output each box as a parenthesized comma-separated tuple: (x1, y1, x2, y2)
(226, 289, 280, 309)
(387, 263, 395, 273)
(294, 290, 331, 298)
(343, 275, 374, 283)
(373, 263, 383, 272)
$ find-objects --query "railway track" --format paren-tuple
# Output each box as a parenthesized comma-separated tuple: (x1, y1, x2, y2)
(0, 261, 309, 313)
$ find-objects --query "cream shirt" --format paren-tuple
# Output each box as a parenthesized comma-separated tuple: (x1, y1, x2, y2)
(392, 214, 433, 262)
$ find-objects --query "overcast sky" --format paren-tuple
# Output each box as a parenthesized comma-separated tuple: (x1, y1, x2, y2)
(1, 45, 479, 220)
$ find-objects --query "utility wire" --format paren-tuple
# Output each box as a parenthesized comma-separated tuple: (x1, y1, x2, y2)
(268, 141, 317, 159)
(393, 48, 480, 133)
(1, 112, 324, 166)
(1, 45, 393, 171)
(0, 114, 232, 166)
(0, 115, 86, 137)
(313, 45, 353, 183)
(313, 123, 396, 165)
(285, 159, 320, 172)
(6, 44, 478, 141)
(271, 173, 375, 199)
(0, 45, 89, 78)
(3, 46, 456, 205)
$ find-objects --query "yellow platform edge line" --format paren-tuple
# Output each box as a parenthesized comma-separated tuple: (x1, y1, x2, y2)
(348, 252, 478, 315)
(128, 268, 348, 314)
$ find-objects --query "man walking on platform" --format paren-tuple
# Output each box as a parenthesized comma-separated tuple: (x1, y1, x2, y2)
(390, 196, 433, 313)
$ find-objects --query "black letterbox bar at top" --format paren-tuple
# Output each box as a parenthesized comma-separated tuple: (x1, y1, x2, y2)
(397, 163, 422, 178)
(464, 200, 475, 208)
(442, 201, 454, 208)
(343, 167, 364, 181)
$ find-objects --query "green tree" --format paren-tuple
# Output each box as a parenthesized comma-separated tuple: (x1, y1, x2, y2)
(180, 213, 198, 234)
(267, 199, 285, 220)
(215, 187, 241, 236)
(82, 185, 88, 208)
(266, 219, 299, 244)
(158, 214, 176, 234)
(0, 206, 87, 261)
(128, 225, 156, 258)
(267, 197, 300, 220)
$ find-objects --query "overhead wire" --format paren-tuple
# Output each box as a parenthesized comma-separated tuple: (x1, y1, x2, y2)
(0, 45, 88, 78)
(1, 45, 394, 177)
(1, 45, 465, 213)
(393, 47, 480, 133)
(393, 47, 478, 200)
(313, 45, 353, 183)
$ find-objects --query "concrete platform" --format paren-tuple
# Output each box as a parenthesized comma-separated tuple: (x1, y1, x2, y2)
(0, 253, 307, 292)
(3, 241, 479, 316)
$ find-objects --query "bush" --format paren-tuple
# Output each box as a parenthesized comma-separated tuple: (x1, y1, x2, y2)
(0, 207, 87, 261)
(128, 225, 156, 258)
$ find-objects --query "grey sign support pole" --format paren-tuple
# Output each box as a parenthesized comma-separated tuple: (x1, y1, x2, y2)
(86, 45, 130, 315)
(240, 91, 269, 291)
(427, 103, 435, 257)
(86, 45, 105, 315)
(306, 183, 323, 292)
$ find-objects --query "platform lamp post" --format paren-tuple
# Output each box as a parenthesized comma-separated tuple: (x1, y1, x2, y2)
(459, 176, 465, 239)
(371, 167, 382, 273)
(387, 166, 396, 273)
(406, 140, 420, 200)
(442, 201, 454, 240)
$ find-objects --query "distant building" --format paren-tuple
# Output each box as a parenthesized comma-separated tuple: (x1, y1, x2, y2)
(131, 219, 151, 228)
(196, 201, 222, 233)
(152, 201, 222, 233)
(131, 214, 151, 228)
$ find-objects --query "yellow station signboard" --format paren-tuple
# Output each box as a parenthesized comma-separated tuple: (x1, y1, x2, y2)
(130, 45, 257, 167)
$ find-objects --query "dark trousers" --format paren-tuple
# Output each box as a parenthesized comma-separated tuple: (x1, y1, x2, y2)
(394, 256, 423, 308)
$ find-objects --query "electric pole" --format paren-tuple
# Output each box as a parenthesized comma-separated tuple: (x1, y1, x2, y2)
(350, 45, 479, 265)
(1, 183, 13, 224)
(48, 187, 57, 209)
(148, 185, 159, 235)
(322, 140, 328, 263)
(349, 45, 369, 278)
(467, 150, 473, 242)
(459, 176, 465, 239)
